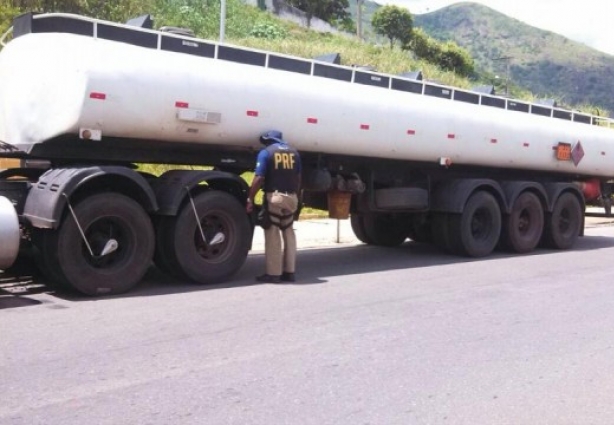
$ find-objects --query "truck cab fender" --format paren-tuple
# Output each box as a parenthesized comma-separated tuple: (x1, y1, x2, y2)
(431, 179, 507, 214)
(23, 166, 158, 229)
(151, 169, 248, 216)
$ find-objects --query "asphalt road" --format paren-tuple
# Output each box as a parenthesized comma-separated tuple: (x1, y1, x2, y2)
(4, 225, 614, 424)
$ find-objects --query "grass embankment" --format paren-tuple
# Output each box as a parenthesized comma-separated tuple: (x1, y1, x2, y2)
(150, 0, 527, 94)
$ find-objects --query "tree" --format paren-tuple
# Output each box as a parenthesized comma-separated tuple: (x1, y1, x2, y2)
(287, 0, 350, 28)
(436, 41, 474, 77)
(371, 5, 412, 49)
(404, 29, 474, 77)
(404, 27, 437, 59)
(333, 14, 356, 34)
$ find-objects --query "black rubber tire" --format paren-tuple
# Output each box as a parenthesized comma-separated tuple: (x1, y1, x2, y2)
(164, 191, 251, 284)
(154, 216, 188, 280)
(406, 216, 432, 244)
(350, 213, 373, 244)
(500, 192, 544, 253)
(31, 229, 70, 289)
(542, 192, 582, 250)
(361, 213, 408, 247)
(447, 191, 501, 257)
(432, 213, 454, 253)
(49, 193, 154, 296)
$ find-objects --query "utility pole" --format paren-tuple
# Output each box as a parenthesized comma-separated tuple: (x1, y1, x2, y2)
(219, 0, 226, 42)
(357, 0, 363, 40)
(493, 56, 512, 96)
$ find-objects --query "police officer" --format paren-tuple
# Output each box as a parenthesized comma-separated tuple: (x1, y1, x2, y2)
(246, 130, 301, 283)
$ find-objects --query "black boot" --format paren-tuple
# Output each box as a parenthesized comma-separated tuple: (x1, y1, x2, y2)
(256, 274, 281, 283)
(281, 272, 295, 282)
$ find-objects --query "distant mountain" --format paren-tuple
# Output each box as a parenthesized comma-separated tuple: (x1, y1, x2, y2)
(412, 2, 614, 112)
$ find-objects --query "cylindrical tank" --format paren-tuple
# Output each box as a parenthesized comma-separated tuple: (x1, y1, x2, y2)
(0, 21, 613, 179)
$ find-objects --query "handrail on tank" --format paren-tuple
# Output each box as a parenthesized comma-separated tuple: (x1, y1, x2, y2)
(6, 12, 614, 129)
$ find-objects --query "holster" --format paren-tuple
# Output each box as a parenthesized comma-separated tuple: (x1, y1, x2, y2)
(257, 200, 273, 229)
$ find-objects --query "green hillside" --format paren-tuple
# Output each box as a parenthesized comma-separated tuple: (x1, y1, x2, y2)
(412, 2, 614, 113)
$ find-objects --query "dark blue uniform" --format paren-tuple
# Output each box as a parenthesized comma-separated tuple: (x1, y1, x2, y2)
(255, 142, 301, 193)
(251, 130, 302, 283)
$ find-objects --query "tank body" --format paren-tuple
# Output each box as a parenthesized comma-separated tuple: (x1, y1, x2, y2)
(0, 21, 612, 178)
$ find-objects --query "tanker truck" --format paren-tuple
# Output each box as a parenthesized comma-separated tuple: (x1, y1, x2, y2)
(0, 12, 612, 296)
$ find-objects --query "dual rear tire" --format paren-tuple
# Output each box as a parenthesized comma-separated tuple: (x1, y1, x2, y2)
(350, 213, 407, 247)
(154, 191, 251, 284)
(33, 190, 251, 296)
(541, 192, 583, 250)
(33, 193, 154, 296)
(434, 191, 501, 257)
(353, 189, 583, 257)
(500, 192, 544, 253)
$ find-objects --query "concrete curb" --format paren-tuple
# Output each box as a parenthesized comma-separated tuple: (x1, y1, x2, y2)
(250, 218, 359, 252)
(250, 209, 614, 252)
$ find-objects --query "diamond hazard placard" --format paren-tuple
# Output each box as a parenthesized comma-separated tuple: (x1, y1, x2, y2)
(571, 141, 584, 166)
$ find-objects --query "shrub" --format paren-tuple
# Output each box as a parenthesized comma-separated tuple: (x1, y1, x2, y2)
(250, 22, 287, 39)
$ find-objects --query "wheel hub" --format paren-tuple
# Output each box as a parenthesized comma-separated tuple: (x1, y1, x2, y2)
(100, 239, 119, 256)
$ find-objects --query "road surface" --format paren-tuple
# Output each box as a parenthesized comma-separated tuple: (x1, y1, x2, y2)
(3, 222, 614, 424)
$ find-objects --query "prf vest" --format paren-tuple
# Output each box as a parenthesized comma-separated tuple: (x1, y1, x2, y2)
(263, 143, 300, 193)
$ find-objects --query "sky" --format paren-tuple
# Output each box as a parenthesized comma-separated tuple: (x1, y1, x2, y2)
(381, 0, 614, 56)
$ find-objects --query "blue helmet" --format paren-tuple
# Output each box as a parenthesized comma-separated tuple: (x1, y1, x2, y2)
(259, 129, 283, 145)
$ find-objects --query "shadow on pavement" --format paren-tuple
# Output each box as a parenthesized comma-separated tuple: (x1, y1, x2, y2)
(3, 233, 614, 306)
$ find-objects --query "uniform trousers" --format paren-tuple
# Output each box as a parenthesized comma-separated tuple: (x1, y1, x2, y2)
(264, 191, 299, 276)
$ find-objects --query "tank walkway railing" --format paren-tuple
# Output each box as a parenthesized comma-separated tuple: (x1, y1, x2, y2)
(4, 12, 614, 130)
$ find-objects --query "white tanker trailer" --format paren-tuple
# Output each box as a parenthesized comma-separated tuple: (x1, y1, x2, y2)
(0, 12, 612, 296)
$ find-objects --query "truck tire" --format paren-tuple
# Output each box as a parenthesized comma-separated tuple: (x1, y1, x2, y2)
(500, 192, 544, 253)
(350, 214, 373, 244)
(31, 229, 70, 288)
(360, 213, 407, 247)
(153, 216, 188, 280)
(542, 192, 582, 250)
(447, 191, 501, 257)
(406, 216, 432, 243)
(49, 193, 155, 296)
(162, 191, 251, 284)
(432, 213, 453, 253)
